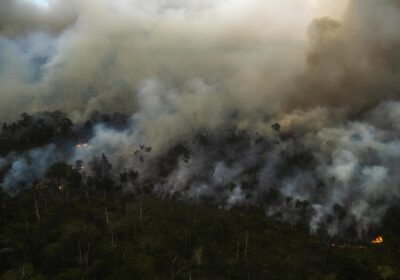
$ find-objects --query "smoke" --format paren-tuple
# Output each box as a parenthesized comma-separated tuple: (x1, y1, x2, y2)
(140, 100, 400, 236)
(1, 144, 63, 193)
(290, 0, 400, 110)
(0, 0, 400, 237)
(0, 0, 77, 36)
(0, 0, 347, 122)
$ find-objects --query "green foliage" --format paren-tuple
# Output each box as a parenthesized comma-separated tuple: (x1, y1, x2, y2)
(0, 181, 399, 280)
(0, 111, 73, 156)
(0, 157, 400, 279)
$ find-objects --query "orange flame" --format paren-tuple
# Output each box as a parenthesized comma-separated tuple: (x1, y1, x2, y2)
(371, 235, 383, 244)
(76, 143, 90, 148)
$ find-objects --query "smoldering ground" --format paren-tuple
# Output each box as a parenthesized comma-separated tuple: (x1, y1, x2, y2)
(0, 0, 400, 238)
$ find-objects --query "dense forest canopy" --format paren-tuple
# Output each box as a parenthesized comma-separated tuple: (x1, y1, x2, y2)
(0, 112, 399, 279)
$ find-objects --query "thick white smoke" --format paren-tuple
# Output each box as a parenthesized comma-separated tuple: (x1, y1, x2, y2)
(1, 0, 400, 237)
(0, 0, 348, 121)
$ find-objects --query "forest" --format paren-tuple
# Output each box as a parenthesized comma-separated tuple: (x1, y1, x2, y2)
(1, 0, 400, 279)
(0, 112, 399, 280)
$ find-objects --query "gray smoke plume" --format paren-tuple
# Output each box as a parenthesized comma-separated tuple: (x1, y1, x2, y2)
(1, 144, 63, 193)
(1, 0, 400, 237)
(0, 0, 347, 122)
(0, 0, 77, 36)
(290, 0, 400, 111)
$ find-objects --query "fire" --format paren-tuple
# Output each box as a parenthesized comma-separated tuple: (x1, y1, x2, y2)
(371, 235, 383, 244)
(76, 143, 90, 148)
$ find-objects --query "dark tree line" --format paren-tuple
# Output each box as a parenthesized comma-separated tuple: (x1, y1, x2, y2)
(0, 157, 398, 279)
(0, 111, 73, 156)
(0, 113, 399, 279)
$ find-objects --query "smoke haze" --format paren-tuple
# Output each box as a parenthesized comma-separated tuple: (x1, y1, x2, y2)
(1, 0, 400, 237)
(0, 0, 349, 122)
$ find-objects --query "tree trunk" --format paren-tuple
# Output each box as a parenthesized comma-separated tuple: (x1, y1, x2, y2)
(236, 241, 240, 261)
(34, 198, 40, 224)
(139, 200, 143, 223)
(244, 231, 249, 259)
(65, 183, 69, 208)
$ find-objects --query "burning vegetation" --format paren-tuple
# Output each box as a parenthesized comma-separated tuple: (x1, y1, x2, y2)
(0, 110, 399, 241)
(0, 0, 400, 278)
(372, 236, 384, 245)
